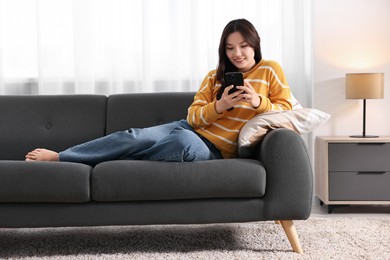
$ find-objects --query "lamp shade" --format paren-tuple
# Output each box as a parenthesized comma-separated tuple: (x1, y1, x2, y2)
(346, 73, 384, 99)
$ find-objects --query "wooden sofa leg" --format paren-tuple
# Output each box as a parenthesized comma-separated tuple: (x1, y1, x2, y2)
(280, 220, 303, 254)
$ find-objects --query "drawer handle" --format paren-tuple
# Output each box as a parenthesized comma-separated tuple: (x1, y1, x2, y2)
(357, 143, 386, 145)
(357, 171, 386, 175)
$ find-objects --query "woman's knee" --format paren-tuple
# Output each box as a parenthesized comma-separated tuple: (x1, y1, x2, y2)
(173, 129, 211, 161)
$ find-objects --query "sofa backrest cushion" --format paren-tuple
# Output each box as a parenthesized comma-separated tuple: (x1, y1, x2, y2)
(106, 92, 195, 134)
(0, 95, 107, 160)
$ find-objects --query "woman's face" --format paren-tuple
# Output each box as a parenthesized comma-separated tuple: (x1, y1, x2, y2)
(225, 31, 256, 73)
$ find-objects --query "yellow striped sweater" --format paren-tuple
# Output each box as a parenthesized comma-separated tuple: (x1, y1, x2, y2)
(186, 59, 293, 158)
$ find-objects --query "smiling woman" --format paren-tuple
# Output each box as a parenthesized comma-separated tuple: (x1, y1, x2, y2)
(0, 0, 311, 102)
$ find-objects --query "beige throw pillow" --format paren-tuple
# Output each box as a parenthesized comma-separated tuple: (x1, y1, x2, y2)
(238, 108, 330, 157)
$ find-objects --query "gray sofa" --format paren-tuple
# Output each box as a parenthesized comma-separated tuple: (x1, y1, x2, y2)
(0, 92, 313, 253)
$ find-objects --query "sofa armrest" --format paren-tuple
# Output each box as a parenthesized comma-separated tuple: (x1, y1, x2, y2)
(256, 128, 313, 220)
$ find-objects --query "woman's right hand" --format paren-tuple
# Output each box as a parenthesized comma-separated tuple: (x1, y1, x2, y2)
(215, 85, 244, 114)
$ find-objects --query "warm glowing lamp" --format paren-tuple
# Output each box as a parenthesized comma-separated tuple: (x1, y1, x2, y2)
(346, 73, 384, 138)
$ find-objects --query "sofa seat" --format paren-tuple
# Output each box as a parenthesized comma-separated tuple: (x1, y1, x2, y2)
(92, 159, 266, 201)
(0, 161, 92, 203)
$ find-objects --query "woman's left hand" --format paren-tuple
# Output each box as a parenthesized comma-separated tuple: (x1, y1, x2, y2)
(236, 81, 261, 108)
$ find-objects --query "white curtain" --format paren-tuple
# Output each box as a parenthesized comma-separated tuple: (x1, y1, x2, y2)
(0, 0, 312, 106)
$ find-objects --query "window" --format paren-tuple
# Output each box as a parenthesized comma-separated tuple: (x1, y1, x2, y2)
(0, 0, 311, 102)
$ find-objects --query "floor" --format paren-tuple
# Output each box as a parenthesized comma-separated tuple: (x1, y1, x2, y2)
(310, 203, 390, 218)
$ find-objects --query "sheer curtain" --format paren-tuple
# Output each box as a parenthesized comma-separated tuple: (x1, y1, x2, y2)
(0, 0, 312, 106)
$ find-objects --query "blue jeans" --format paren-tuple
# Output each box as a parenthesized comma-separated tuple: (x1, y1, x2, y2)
(59, 120, 222, 166)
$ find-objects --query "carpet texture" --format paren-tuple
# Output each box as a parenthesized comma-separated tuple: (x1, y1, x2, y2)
(0, 216, 389, 259)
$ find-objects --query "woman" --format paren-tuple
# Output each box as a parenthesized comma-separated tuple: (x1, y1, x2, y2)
(26, 19, 292, 165)
(187, 18, 292, 159)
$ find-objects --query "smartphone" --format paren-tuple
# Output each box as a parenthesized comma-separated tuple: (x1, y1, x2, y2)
(224, 72, 244, 94)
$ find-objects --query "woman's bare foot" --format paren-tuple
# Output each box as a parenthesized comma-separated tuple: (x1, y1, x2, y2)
(25, 148, 59, 162)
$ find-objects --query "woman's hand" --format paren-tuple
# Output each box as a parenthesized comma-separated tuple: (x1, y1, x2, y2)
(215, 81, 261, 113)
(236, 81, 261, 108)
(215, 85, 244, 113)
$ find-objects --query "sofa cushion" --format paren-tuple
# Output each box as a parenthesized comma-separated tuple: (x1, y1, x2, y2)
(0, 95, 107, 160)
(106, 92, 194, 134)
(91, 159, 266, 201)
(0, 161, 92, 202)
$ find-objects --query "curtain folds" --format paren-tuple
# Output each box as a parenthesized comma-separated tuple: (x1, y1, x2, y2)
(0, 0, 311, 107)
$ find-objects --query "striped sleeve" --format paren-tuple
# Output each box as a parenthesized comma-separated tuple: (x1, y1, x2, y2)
(187, 71, 224, 129)
(256, 60, 292, 113)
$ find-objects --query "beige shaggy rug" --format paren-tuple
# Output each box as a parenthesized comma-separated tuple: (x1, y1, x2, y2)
(0, 216, 389, 259)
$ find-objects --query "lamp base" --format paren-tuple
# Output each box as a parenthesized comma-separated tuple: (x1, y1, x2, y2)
(349, 135, 379, 138)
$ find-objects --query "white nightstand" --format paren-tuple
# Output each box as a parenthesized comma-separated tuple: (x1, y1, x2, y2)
(315, 136, 390, 213)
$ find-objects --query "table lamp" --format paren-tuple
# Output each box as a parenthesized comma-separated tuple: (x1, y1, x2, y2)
(346, 73, 384, 138)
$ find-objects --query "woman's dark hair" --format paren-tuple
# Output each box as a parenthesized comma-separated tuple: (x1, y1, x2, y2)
(216, 19, 262, 88)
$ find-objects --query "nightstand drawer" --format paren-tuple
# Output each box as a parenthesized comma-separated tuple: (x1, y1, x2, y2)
(329, 143, 390, 171)
(329, 171, 390, 200)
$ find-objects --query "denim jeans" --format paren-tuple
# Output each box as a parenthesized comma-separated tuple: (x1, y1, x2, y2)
(59, 119, 222, 166)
